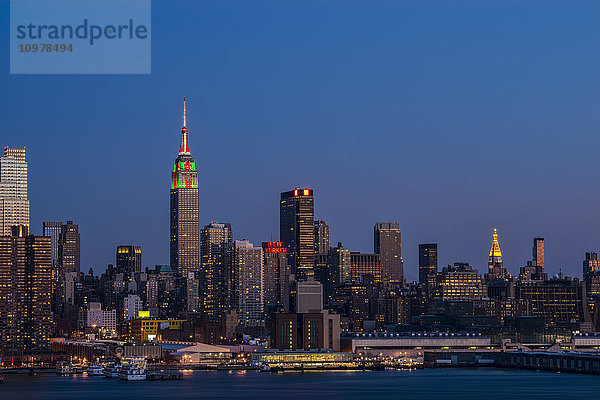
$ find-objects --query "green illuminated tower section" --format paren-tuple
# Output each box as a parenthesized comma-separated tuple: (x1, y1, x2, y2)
(170, 97, 199, 275)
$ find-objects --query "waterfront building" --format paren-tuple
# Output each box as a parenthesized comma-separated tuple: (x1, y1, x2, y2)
(233, 240, 264, 328)
(0, 226, 52, 353)
(200, 222, 233, 321)
(116, 245, 142, 275)
(485, 229, 510, 282)
(374, 222, 403, 285)
(58, 221, 80, 275)
(262, 241, 291, 312)
(268, 309, 341, 351)
(418, 243, 438, 287)
(434, 263, 486, 301)
(0, 147, 29, 236)
(280, 188, 314, 279)
(170, 98, 199, 275)
(340, 331, 492, 357)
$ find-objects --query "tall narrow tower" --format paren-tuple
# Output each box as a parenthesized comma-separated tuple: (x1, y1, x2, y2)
(280, 188, 314, 279)
(0, 147, 29, 236)
(485, 228, 509, 282)
(170, 98, 199, 275)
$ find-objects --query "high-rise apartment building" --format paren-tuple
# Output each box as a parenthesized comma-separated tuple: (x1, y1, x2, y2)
(0, 147, 29, 236)
(418, 243, 438, 286)
(200, 222, 233, 320)
(170, 98, 199, 275)
(434, 262, 486, 301)
(280, 188, 314, 279)
(58, 221, 80, 275)
(314, 220, 330, 256)
(233, 240, 264, 328)
(0, 226, 52, 352)
(116, 245, 142, 275)
(374, 222, 403, 284)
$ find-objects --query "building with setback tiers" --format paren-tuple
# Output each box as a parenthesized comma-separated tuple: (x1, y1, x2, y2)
(170, 98, 199, 276)
(0, 147, 29, 236)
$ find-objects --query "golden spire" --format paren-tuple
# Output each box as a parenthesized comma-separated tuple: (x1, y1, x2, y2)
(489, 228, 502, 258)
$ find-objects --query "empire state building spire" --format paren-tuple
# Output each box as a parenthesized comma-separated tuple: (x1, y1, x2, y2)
(179, 96, 190, 155)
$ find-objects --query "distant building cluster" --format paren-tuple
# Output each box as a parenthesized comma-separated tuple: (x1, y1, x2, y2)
(2, 102, 600, 358)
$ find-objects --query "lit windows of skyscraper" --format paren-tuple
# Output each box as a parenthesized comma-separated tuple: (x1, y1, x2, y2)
(170, 98, 199, 276)
(116, 245, 142, 275)
(418, 243, 438, 287)
(262, 241, 290, 312)
(0, 147, 29, 236)
(58, 221, 80, 276)
(233, 240, 264, 329)
(280, 188, 314, 279)
(374, 222, 403, 285)
(314, 220, 330, 256)
(200, 222, 233, 321)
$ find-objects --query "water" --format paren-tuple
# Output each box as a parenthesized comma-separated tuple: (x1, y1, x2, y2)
(2, 369, 598, 400)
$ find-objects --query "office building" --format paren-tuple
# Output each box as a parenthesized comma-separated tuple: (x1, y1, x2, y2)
(374, 222, 403, 284)
(418, 243, 438, 286)
(116, 245, 142, 275)
(485, 229, 509, 282)
(350, 252, 381, 283)
(322, 242, 351, 303)
(233, 240, 264, 328)
(268, 310, 341, 351)
(434, 263, 486, 301)
(200, 222, 233, 320)
(0, 147, 29, 236)
(519, 237, 548, 282)
(0, 226, 52, 352)
(58, 221, 80, 275)
(170, 98, 199, 275)
(280, 188, 314, 279)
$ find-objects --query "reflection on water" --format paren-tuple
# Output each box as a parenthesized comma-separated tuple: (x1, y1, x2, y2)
(1, 369, 597, 400)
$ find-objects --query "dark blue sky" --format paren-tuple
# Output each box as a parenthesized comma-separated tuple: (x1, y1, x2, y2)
(2, 0, 600, 280)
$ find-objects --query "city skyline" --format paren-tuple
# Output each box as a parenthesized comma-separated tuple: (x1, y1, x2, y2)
(3, 1, 600, 279)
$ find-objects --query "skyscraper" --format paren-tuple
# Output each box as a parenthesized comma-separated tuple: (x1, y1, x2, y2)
(233, 240, 264, 328)
(374, 222, 403, 284)
(314, 220, 330, 256)
(0, 225, 51, 352)
(43, 221, 63, 303)
(116, 245, 142, 275)
(262, 241, 290, 312)
(418, 243, 438, 285)
(200, 222, 233, 320)
(533, 237, 545, 270)
(0, 147, 29, 236)
(280, 188, 314, 279)
(58, 221, 80, 275)
(485, 228, 509, 282)
(170, 98, 199, 275)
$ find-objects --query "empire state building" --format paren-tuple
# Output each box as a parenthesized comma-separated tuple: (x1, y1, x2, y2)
(170, 98, 199, 275)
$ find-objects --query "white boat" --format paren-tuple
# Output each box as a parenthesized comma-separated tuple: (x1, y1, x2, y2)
(103, 365, 121, 378)
(87, 365, 104, 376)
(56, 362, 74, 375)
(118, 366, 147, 381)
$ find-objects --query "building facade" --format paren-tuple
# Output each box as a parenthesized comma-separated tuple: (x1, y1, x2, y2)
(200, 222, 233, 320)
(0, 147, 29, 236)
(116, 245, 142, 275)
(374, 222, 403, 284)
(58, 221, 80, 275)
(418, 243, 438, 286)
(280, 188, 314, 279)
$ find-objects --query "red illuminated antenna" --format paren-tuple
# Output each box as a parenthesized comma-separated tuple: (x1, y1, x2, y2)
(179, 96, 190, 154)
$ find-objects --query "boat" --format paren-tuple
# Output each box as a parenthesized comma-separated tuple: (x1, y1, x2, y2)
(118, 366, 147, 381)
(56, 362, 74, 375)
(87, 365, 104, 376)
(103, 364, 121, 378)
